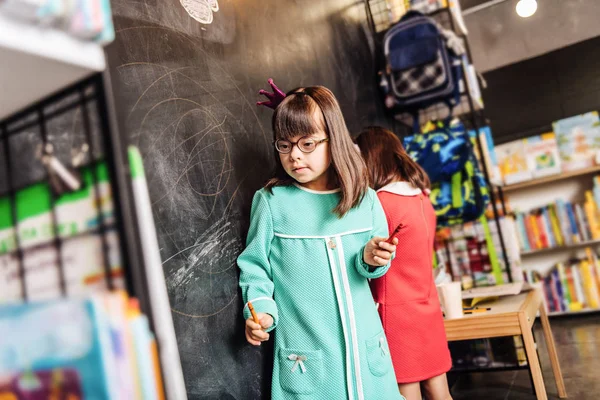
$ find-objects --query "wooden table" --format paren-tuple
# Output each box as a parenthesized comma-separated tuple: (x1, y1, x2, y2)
(444, 289, 567, 399)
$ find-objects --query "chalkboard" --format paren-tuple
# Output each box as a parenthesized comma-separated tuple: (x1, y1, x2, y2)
(109, 0, 396, 398)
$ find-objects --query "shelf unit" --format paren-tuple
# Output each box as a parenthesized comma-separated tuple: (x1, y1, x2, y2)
(503, 155, 600, 317)
(0, 13, 186, 400)
(521, 238, 600, 257)
(548, 308, 600, 317)
(503, 165, 600, 193)
(364, 2, 515, 285)
(0, 14, 105, 120)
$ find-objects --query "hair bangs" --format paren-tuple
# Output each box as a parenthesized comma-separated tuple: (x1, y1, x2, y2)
(272, 93, 327, 140)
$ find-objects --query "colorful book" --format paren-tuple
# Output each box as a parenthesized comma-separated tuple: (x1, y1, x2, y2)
(525, 132, 562, 178)
(588, 248, 600, 296)
(584, 191, 600, 239)
(547, 204, 564, 246)
(469, 126, 503, 186)
(522, 214, 537, 250)
(516, 213, 531, 251)
(574, 203, 591, 242)
(549, 271, 562, 311)
(553, 269, 566, 311)
(0, 297, 117, 399)
(541, 208, 555, 247)
(529, 214, 542, 249)
(553, 112, 600, 171)
(556, 200, 573, 245)
(556, 263, 571, 311)
(535, 212, 549, 248)
(572, 264, 587, 308)
(542, 276, 557, 312)
(580, 261, 600, 308)
(495, 139, 533, 185)
(566, 266, 583, 311)
(565, 203, 581, 243)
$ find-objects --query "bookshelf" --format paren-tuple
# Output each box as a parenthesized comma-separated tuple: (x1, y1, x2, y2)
(0, 11, 186, 398)
(506, 167, 600, 317)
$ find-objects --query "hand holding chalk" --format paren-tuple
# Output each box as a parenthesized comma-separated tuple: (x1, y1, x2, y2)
(363, 236, 397, 267)
(248, 301, 260, 324)
(385, 223, 403, 244)
(245, 302, 273, 346)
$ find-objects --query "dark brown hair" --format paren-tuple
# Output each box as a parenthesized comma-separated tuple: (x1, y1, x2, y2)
(265, 86, 369, 217)
(355, 126, 430, 191)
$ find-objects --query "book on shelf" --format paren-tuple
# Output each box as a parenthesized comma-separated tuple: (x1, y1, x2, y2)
(469, 126, 503, 186)
(553, 111, 600, 172)
(0, 292, 164, 399)
(514, 179, 600, 253)
(524, 132, 562, 178)
(435, 215, 523, 289)
(524, 250, 600, 314)
(495, 139, 532, 185)
(494, 112, 600, 186)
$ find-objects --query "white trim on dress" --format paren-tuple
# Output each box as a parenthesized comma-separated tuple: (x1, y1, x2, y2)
(293, 182, 341, 194)
(325, 237, 355, 400)
(274, 227, 372, 239)
(335, 235, 365, 400)
(377, 181, 423, 196)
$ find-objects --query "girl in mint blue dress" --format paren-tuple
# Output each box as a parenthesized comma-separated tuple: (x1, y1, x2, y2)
(238, 85, 405, 400)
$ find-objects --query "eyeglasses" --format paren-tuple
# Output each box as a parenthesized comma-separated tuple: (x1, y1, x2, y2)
(274, 136, 329, 154)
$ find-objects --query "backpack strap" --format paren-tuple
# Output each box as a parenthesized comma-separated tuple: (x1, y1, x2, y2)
(411, 110, 421, 134)
(451, 171, 462, 208)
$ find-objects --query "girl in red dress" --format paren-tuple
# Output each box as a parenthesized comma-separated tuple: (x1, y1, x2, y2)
(355, 127, 452, 400)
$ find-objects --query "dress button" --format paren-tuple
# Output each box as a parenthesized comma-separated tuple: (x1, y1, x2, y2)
(328, 240, 336, 249)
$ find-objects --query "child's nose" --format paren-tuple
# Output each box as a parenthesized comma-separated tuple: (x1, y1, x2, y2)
(289, 144, 303, 160)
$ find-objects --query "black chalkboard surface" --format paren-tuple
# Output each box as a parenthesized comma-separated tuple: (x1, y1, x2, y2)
(109, 0, 397, 398)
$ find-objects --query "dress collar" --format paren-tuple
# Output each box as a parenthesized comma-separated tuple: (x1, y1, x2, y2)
(377, 181, 423, 196)
(293, 182, 341, 194)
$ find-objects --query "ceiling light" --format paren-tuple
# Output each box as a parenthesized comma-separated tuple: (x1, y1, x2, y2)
(516, 0, 537, 18)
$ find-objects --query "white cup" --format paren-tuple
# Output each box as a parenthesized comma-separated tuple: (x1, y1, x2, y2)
(436, 282, 463, 319)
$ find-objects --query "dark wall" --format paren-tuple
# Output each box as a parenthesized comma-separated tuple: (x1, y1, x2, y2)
(482, 35, 600, 144)
(108, 0, 395, 398)
(462, 0, 600, 72)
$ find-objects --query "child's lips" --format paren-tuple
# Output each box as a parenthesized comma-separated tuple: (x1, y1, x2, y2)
(293, 166, 308, 173)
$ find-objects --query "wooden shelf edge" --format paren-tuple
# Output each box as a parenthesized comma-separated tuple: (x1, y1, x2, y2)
(503, 165, 600, 192)
(548, 308, 600, 317)
(520, 238, 600, 257)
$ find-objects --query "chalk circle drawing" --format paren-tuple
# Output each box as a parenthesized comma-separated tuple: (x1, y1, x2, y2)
(180, 0, 219, 24)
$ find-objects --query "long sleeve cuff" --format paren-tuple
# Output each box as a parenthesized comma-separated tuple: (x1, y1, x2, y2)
(354, 246, 393, 279)
(243, 297, 279, 333)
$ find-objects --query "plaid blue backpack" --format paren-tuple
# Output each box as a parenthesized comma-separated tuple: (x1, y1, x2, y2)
(404, 120, 490, 226)
(381, 11, 464, 132)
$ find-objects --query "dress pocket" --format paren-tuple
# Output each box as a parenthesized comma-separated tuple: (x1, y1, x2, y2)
(365, 331, 392, 377)
(279, 347, 324, 394)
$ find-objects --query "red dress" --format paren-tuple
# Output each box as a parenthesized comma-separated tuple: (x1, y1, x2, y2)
(372, 182, 452, 383)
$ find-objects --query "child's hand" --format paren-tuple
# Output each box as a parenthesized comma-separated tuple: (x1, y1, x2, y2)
(245, 313, 274, 346)
(363, 237, 398, 267)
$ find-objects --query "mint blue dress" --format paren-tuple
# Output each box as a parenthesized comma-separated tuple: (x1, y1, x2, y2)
(238, 184, 405, 400)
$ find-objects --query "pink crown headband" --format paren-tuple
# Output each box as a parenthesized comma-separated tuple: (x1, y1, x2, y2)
(257, 78, 287, 110)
